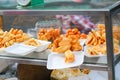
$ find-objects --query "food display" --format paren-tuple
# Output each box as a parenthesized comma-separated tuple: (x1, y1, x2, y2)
(47, 28, 85, 64)
(0, 22, 119, 70)
(0, 24, 118, 57)
(85, 24, 119, 56)
(113, 25, 120, 41)
(65, 28, 87, 39)
(0, 28, 30, 48)
(52, 35, 82, 53)
(47, 51, 84, 69)
(37, 28, 61, 41)
(9, 28, 30, 42)
(52, 28, 86, 53)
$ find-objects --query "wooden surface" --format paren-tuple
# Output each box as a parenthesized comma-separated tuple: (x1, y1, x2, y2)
(17, 64, 52, 80)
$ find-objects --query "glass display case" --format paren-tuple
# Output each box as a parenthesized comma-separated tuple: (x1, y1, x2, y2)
(0, 0, 120, 80)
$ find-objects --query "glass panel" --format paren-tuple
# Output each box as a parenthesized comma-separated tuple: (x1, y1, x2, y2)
(0, 14, 109, 65)
(0, 0, 119, 10)
(112, 13, 120, 62)
(89, 70, 108, 80)
(18, 0, 119, 10)
(0, 14, 120, 64)
(0, 15, 60, 60)
(80, 14, 107, 64)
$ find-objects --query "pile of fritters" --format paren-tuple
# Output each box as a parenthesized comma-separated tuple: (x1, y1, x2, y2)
(37, 28, 61, 41)
(65, 28, 87, 39)
(0, 28, 30, 48)
(86, 24, 119, 55)
(50, 28, 86, 63)
(52, 35, 82, 53)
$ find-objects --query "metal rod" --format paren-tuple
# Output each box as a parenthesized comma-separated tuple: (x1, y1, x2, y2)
(105, 12, 115, 80)
(0, 10, 108, 16)
(80, 63, 108, 71)
(0, 56, 108, 71)
(114, 54, 120, 66)
(0, 56, 47, 66)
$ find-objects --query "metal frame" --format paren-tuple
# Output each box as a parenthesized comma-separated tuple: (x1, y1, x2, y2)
(105, 2, 120, 80)
(0, 9, 107, 16)
(0, 56, 108, 71)
(105, 11, 115, 80)
(0, 1, 120, 80)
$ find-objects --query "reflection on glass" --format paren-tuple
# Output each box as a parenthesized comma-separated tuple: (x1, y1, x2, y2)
(112, 14, 120, 65)
(27, 28, 37, 38)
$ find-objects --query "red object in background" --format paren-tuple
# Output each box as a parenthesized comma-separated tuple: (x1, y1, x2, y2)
(56, 15, 95, 34)
(73, 0, 83, 3)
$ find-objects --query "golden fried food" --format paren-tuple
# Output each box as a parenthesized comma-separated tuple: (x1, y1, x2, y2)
(66, 28, 81, 39)
(37, 28, 61, 41)
(80, 69, 90, 74)
(88, 42, 119, 55)
(52, 36, 63, 48)
(53, 37, 71, 53)
(52, 35, 82, 53)
(71, 40, 82, 51)
(24, 38, 40, 46)
(50, 68, 82, 80)
(16, 38, 24, 42)
(86, 24, 119, 55)
(58, 38, 72, 46)
(88, 46, 99, 55)
(53, 45, 71, 53)
(86, 29, 106, 46)
(9, 28, 30, 42)
(65, 50, 75, 63)
(113, 26, 120, 41)
(65, 28, 87, 40)
(114, 44, 119, 54)
(0, 28, 31, 48)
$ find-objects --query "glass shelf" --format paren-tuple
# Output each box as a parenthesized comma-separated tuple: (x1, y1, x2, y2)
(0, 0, 119, 10)
(0, 50, 109, 71)
(0, 48, 119, 71)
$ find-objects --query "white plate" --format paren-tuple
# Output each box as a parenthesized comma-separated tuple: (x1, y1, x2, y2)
(47, 51, 84, 70)
(84, 46, 120, 57)
(35, 40, 51, 52)
(4, 43, 37, 56)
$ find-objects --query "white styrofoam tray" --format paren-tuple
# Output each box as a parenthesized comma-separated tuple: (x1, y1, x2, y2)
(4, 43, 37, 56)
(47, 51, 84, 69)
